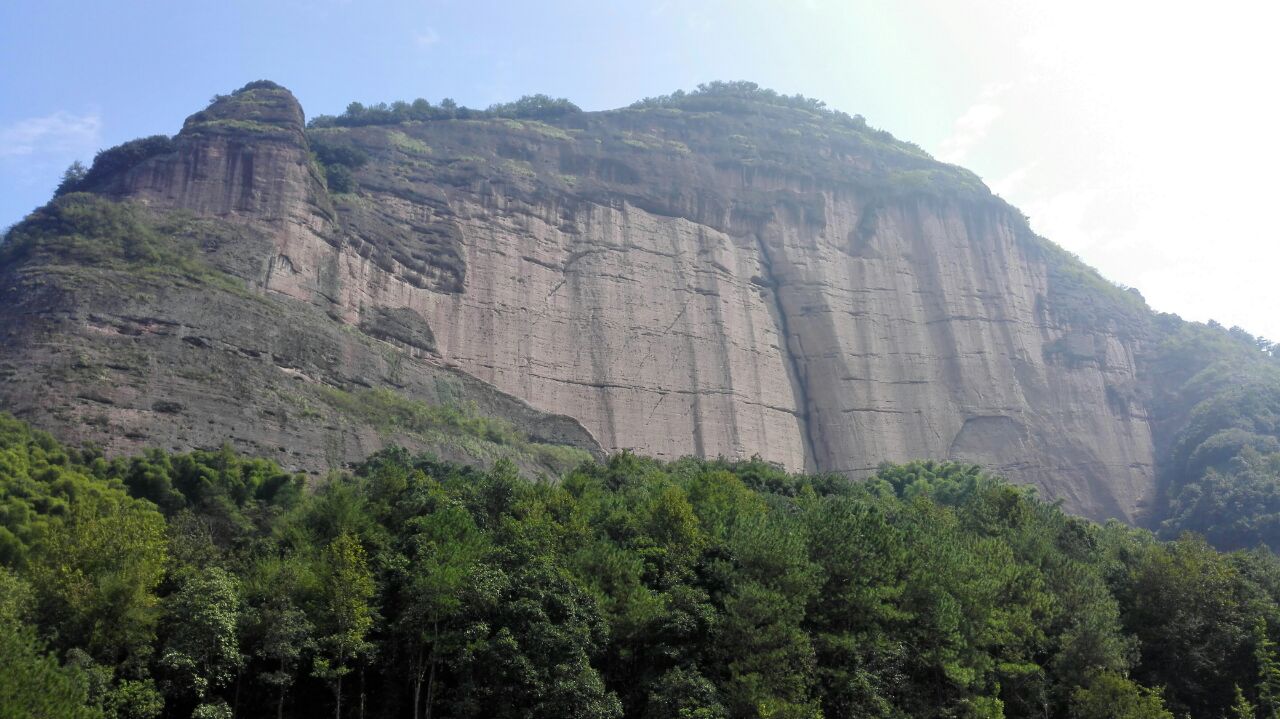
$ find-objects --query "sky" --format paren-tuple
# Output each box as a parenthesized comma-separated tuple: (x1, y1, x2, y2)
(2, 0, 1277, 339)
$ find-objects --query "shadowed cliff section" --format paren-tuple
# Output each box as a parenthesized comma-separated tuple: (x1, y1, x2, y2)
(2, 80, 1277, 524)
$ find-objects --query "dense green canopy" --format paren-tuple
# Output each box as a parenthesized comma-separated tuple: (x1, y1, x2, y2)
(3, 412, 1280, 718)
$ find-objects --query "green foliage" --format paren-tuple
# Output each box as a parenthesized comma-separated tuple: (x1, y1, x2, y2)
(0, 566, 100, 717)
(184, 118, 292, 137)
(103, 444, 304, 538)
(55, 160, 89, 196)
(1164, 449, 1280, 550)
(1111, 534, 1257, 716)
(315, 385, 592, 470)
(308, 93, 580, 129)
(0, 193, 246, 292)
(1027, 232, 1150, 330)
(644, 667, 727, 719)
(0, 415, 93, 566)
(1069, 672, 1173, 719)
(632, 81, 850, 124)
(628, 81, 937, 162)
(28, 490, 168, 666)
(486, 93, 582, 119)
(191, 700, 233, 719)
(1257, 618, 1280, 719)
(4, 193, 173, 266)
(1231, 685, 1257, 719)
(0, 621, 103, 719)
(158, 568, 244, 702)
(310, 137, 368, 194)
(1150, 318, 1280, 549)
(236, 79, 284, 94)
(53, 135, 177, 194)
(4, 414, 1280, 717)
(312, 531, 374, 718)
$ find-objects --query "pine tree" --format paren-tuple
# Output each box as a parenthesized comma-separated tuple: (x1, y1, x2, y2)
(1257, 621, 1280, 719)
(1233, 684, 1258, 719)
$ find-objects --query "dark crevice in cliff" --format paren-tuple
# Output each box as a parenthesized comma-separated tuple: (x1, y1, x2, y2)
(751, 231, 819, 473)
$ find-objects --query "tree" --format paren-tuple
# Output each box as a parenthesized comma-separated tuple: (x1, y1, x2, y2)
(1115, 536, 1256, 716)
(0, 567, 101, 718)
(802, 496, 910, 717)
(313, 532, 375, 719)
(243, 556, 315, 719)
(55, 160, 88, 195)
(644, 667, 727, 719)
(396, 495, 488, 719)
(1233, 685, 1258, 719)
(449, 557, 622, 719)
(713, 512, 822, 718)
(66, 649, 164, 719)
(29, 493, 168, 666)
(251, 605, 313, 719)
(0, 622, 102, 718)
(1069, 672, 1173, 719)
(158, 567, 244, 705)
(1257, 620, 1280, 719)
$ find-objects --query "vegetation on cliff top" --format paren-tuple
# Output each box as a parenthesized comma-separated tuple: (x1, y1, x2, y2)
(307, 93, 581, 129)
(5, 413, 1280, 719)
(304, 80, 989, 206)
(54, 135, 178, 197)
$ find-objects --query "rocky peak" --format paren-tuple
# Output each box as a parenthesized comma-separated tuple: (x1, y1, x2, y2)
(107, 81, 331, 229)
(179, 81, 307, 143)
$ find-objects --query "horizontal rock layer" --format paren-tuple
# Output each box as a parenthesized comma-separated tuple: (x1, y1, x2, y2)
(0, 84, 1161, 519)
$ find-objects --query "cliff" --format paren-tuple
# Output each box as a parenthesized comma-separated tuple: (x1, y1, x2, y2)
(0, 83, 599, 476)
(3, 80, 1258, 521)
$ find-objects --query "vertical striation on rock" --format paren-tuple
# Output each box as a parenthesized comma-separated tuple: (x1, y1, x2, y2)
(0, 82, 1178, 520)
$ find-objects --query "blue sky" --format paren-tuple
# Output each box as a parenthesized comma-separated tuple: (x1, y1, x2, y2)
(3, 1, 1277, 339)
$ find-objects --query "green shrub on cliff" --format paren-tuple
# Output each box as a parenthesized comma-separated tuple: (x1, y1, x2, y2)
(310, 138, 369, 194)
(54, 135, 177, 195)
(0, 194, 245, 292)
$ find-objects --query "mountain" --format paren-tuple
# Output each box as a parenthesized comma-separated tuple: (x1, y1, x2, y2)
(2, 80, 1277, 526)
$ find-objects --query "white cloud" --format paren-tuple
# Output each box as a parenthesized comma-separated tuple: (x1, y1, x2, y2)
(988, 164, 1033, 199)
(936, 86, 1007, 164)
(0, 111, 101, 158)
(915, 1, 1280, 339)
(412, 27, 441, 48)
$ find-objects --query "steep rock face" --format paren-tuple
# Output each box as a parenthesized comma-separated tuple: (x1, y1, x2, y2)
(0, 84, 1161, 518)
(0, 84, 601, 475)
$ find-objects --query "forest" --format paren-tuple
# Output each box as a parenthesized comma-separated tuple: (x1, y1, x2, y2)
(4, 413, 1280, 719)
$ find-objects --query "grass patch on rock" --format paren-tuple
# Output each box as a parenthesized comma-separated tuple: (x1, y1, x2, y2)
(1, 193, 250, 296)
(314, 386, 591, 471)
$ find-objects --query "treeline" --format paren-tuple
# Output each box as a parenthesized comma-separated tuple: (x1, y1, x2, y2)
(308, 94, 581, 130)
(628, 81, 910, 150)
(4, 413, 1280, 719)
(630, 80, 862, 126)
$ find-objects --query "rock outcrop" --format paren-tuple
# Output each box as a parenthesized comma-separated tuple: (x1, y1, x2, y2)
(0, 83, 600, 476)
(0, 82, 1169, 519)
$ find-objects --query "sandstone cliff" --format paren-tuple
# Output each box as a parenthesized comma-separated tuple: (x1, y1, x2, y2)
(0, 82, 1177, 519)
(0, 83, 599, 476)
